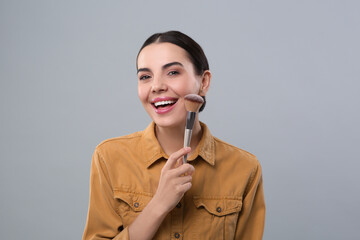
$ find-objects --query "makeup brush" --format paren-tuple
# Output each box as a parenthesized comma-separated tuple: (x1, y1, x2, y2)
(183, 94, 204, 163)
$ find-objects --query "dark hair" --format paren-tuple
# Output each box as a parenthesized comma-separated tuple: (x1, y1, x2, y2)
(137, 30, 209, 112)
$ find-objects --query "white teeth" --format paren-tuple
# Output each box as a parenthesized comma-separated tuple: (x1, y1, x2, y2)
(154, 100, 176, 107)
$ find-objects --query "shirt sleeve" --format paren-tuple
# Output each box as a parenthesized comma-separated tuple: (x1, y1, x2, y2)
(83, 148, 129, 240)
(235, 161, 266, 239)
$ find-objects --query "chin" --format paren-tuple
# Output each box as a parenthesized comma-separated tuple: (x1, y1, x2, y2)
(152, 116, 186, 129)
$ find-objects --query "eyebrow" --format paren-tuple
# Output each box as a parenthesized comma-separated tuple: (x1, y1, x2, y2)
(162, 61, 183, 69)
(137, 62, 184, 74)
(137, 67, 151, 74)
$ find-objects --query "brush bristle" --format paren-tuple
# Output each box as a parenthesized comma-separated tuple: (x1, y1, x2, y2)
(184, 94, 204, 112)
(185, 94, 204, 103)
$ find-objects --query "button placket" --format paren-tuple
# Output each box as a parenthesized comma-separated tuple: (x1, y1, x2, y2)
(171, 199, 183, 239)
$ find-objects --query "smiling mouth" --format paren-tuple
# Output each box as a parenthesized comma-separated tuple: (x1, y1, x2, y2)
(153, 99, 178, 109)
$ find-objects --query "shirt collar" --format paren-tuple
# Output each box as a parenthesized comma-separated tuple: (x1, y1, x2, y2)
(141, 122, 215, 168)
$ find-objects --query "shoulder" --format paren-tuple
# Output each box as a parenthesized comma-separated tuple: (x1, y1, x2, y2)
(94, 130, 144, 156)
(214, 136, 257, 159)
(213, 136, 260, 169)
(97, 131, 142, 147)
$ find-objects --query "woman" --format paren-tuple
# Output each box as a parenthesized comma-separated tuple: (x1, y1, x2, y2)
(83, 31, 265, 240)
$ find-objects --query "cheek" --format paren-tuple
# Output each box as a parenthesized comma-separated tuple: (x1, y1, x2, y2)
(180, 78, 201, 94)
(137, 85, 147, 103)
(173, 77, 200, 95)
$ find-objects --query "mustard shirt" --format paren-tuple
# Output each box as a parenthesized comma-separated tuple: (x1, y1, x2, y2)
(83, 122, 265, 239)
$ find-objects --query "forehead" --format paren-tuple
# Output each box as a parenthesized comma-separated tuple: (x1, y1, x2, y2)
(137, 42, 191, 68)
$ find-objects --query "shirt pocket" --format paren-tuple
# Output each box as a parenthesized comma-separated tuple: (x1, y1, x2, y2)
(114, 190, 152, 227)
(192, 196, 242, 240)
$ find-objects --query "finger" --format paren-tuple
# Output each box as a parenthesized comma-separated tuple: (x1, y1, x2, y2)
(174, 158, 183, 168)
(177, 182, 192, 194)
(175, 174, 192, 185)
(163, 147, 191, 171)
(173, 163, 195, 176)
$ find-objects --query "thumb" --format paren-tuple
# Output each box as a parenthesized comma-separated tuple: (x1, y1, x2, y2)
(163, 147, 191, 171)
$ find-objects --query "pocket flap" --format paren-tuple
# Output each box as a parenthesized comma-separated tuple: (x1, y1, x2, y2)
(193, 196, 242, 217)
(114, 190, 152, 212)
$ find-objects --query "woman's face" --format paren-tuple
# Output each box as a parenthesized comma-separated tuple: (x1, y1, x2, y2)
(137, 42, 206, 129)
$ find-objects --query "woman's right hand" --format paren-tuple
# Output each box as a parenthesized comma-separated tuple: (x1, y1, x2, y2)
(152, 147, 195, 214)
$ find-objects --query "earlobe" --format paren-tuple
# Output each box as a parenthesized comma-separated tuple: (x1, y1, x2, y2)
(199, 70, 211, 96)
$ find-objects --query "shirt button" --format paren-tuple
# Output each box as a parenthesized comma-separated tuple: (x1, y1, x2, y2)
(174, 232, 180, 238)
(176, 202, 182, 208)
(134, 202, 139, 208)
(216, 207, 222, 213)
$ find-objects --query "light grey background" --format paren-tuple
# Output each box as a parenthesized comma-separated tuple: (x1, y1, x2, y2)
(1, 0, 359, 239)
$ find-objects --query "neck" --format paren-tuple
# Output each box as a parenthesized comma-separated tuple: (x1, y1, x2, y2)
(155, 120, 202, 157)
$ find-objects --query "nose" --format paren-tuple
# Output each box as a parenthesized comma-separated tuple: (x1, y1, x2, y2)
(151, 76, 167, 93)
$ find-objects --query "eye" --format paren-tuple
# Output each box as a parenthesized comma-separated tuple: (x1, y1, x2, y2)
(168, 71, 179, 76)
(139, 75, 151, 81)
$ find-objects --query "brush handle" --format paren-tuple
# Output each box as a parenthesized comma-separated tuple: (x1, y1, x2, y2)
(183, 128, 192, 163)
(183, 111, 196, 163)
(185, 111, 196, 129)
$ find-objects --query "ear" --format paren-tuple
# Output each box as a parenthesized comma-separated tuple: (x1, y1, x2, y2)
(198, 70, 211, 96)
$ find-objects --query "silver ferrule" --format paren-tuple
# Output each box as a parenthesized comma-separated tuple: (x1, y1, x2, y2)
(183, 128, 193, 163)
